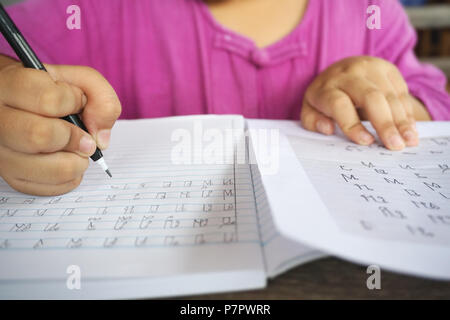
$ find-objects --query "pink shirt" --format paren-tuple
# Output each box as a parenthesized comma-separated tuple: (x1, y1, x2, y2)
(0, 0, 449, 120)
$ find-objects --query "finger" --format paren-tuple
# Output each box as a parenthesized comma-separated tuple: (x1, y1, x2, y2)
(0, 105, 97, 156)
(386, 92, 418, 147)
(47, 65, 122, 149)
(309, 89, 375, 145)
(2, 175, 83, 196)
(338, 78, 405, 150)
(386, 66, 409, 95)
(387, 70, 418, 133)
(371, 71, 418, 146)
(0, 145, 89, 185)
(300, 101, 335, 135)
(386, 68, 417, 123)
(398, 93, 416, 125)
(0, 65, 86, 117)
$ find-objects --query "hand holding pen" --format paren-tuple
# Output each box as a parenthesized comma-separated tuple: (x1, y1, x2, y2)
(0, 4, 121, 196)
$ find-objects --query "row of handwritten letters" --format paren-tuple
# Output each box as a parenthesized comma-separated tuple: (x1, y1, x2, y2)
(0, 116, 448, 298)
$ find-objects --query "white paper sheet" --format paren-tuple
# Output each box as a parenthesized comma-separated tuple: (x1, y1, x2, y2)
(0, 115, 266, 298)
(247, 121, 325, 278)
(3, 115, 446, 299)
(248, 119, 450, 280)
(289, 134, 450, 245)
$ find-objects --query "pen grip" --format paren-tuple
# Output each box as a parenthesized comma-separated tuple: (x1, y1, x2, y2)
(62, 114, 88, 132)
(62, 115, 103, 162)
(0, 5, 105, 165)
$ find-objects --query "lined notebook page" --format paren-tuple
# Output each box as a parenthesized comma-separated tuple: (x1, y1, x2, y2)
(249, 163, 324, 278)
(0, 116, 265, 296)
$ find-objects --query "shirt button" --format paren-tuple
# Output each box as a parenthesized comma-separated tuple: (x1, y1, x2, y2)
(251, 49, 270, 67)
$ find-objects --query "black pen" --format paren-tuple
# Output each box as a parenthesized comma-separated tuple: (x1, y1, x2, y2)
(0, 4, 111, 178)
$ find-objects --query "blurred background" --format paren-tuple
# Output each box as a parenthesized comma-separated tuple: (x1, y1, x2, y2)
(1, 0, 449, 81)
(402, 0, 450, 81)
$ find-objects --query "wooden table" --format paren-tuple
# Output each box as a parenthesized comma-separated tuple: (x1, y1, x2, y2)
(189, 257, 450, 299)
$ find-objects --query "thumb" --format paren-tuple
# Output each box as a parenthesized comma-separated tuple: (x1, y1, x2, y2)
(46, 64, 122, 150)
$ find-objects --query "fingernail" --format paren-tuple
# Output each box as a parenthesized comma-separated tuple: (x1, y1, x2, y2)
(358, 131, 373, 145)
(82, 94, 87, 107)
(403, 130, 418, 146)
(316, 120, 332, 135)
(79, 136, 96, 155)
(403, 130, 416, 142)
(97, 129, 111, 149)
(388, 134, 405, 150)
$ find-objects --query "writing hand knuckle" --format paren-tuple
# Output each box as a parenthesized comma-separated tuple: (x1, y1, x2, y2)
(56, 81, 75, 104)
(38, 87, 63, 115)
(27, 122, 53, 151)
(105, 99, 122, 121)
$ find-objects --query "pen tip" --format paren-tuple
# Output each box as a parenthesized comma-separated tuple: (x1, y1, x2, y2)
(106, 169, 112, 178)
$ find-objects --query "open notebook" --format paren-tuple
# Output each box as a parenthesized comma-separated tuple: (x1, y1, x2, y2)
(0, 115, 448, 299)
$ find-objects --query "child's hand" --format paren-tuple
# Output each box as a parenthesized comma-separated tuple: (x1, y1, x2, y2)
(301, 56, 422, 150)
(0, 60, 121, 196)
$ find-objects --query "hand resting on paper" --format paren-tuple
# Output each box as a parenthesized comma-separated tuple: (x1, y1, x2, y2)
(301, 56, 432, 151)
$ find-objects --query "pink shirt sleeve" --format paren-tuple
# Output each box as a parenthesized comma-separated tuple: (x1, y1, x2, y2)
(371, 0, 450, 120)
